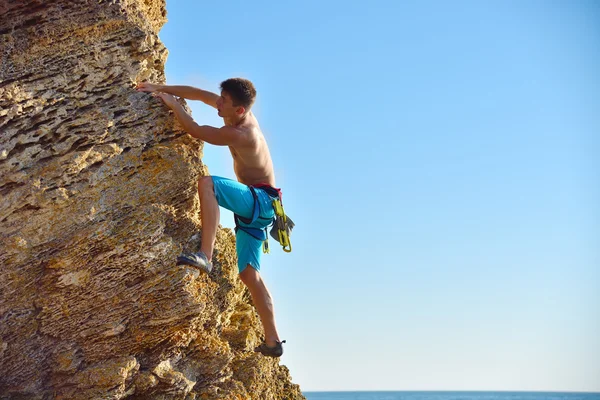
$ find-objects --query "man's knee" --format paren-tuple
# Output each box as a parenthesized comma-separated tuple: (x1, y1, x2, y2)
(198, 176, 214, 195)
(240, 265, 260, 286)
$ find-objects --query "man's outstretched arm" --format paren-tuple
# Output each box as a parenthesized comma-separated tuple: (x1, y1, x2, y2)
(154, 92, 247, 146)
(136, 82, 219, 108)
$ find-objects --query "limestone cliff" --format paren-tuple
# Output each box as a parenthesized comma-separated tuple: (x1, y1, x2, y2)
(0, 1, 304, 399)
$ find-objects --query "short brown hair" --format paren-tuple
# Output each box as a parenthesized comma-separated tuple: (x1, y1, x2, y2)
(220, 78, 257, 109)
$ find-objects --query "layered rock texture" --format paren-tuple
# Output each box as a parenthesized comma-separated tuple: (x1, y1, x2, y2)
(0, 1, 303, 399)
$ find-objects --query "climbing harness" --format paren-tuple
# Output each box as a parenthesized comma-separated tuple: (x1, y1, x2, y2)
(234, 184, 294, 254)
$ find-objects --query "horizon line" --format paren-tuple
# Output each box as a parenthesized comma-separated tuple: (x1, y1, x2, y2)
(302, 390, 600, 394)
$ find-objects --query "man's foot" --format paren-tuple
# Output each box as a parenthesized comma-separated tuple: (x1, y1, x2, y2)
(254, 340, 286, 358)
(176, 251, 213, 273)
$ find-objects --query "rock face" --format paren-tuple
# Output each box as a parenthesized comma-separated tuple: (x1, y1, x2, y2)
(0, 1, 304, 399)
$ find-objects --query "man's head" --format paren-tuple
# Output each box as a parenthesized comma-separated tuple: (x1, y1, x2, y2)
(217, 78, 257, 118)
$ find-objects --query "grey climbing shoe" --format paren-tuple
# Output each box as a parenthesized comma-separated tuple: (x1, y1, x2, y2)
(254, 340, 286, 358)
(176, 251, 212, 273)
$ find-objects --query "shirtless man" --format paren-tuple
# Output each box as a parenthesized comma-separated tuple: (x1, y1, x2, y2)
(136, 78, 285, 357)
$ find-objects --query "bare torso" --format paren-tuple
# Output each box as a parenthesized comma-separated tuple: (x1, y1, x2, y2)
(228, 112, 276, 187)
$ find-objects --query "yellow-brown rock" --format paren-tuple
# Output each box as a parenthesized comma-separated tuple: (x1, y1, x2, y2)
(0, 1, 304, 399)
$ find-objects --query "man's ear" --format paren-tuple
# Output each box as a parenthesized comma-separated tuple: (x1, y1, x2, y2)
(236, 106, 246, 115)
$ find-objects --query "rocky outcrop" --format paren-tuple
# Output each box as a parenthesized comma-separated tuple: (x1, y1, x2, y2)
(0, 1, 303, 398)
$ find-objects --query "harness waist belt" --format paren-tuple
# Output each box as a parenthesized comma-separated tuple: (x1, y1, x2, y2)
(234, 183, 282, 241)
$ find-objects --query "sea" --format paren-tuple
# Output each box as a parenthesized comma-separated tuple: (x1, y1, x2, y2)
(303, 392, 600, 400)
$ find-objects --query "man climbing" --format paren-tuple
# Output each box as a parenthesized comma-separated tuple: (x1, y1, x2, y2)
(136, 78, 285, 358)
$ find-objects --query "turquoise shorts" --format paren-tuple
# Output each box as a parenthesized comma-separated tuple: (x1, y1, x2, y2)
(211, 176, 276, 273)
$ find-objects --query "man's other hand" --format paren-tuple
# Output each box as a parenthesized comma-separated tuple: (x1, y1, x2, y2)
(152, 92, 179, 109)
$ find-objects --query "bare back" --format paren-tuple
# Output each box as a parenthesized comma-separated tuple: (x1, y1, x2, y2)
(228, 112, 275, 187)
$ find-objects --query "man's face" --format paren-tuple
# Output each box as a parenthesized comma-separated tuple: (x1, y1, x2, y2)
(216, 91, 242, 118)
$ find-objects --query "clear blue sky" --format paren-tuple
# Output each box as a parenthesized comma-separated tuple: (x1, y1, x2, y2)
(158, 0, 599, 392)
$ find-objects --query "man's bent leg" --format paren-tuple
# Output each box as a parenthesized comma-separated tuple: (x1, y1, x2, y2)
(198, 176, 219, 260)
(239, 266, 281, 347)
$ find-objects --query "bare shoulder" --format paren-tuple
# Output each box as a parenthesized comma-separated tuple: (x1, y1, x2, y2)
(245, 112, 260, 130)
(239, 113, 262, 139)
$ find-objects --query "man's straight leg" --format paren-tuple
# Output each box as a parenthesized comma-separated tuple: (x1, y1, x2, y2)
(239, 265, 281, 347)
